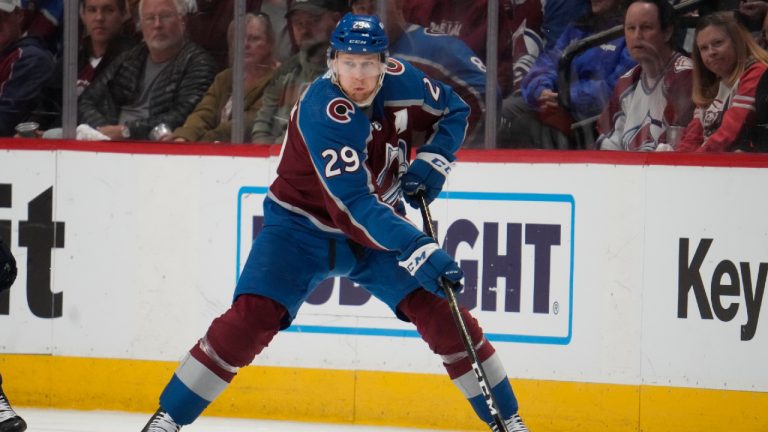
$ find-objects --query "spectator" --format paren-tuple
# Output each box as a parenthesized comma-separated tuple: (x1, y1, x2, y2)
(186, 0, 262, 71)
(677, 11, 768, 152)
(78, 0, 217, 140)
(31, 0, 137, 130)
(402, 0, 587, 97)
(505, 0, 590, 95)
(597, 0, 694, 151)
(168, 13, 277, 142)
(76, 0, 136, 93)
(350, 0, 486, 146)
(0, 0, 54, 137)
(21, 0, 63, 55)
(499, 0, 635, 149)
(739, 0, 768, 31)
(250, 0, 346, 144)
(0, 236, 26, 432)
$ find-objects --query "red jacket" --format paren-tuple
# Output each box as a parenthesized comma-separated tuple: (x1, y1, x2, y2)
(677, 61, 768, 152)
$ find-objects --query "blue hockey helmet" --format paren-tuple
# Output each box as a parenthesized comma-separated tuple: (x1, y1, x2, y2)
(329, 13, 389, 57)
(327, 13, 390, 106)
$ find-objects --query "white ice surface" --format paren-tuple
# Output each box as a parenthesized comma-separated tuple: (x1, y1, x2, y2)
(17, 408, 455, 432)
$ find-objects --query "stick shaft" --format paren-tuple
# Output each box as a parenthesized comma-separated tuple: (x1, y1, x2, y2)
(417, 196, 508, 432)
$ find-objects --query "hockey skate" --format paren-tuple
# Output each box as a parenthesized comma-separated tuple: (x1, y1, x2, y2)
(0, 387, 27, 432)
(490, 413, 529, 432)
(141, 408, 181, 432)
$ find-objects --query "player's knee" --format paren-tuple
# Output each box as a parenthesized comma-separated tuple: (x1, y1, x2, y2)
(205, 294, 286, 368)
(398, 289, 484, 356)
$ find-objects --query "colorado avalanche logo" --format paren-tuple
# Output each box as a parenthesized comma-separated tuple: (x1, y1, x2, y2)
(702, 99, 724, 138)
(326, 97, 355, 123)
(423, 27, 449, 36)
(386, 58, 405, 75)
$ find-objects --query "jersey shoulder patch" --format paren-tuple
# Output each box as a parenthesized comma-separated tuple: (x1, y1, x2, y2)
(326, 97, 356, 124)
(386, 57, 406, 76)
(297, 79, 369, 151)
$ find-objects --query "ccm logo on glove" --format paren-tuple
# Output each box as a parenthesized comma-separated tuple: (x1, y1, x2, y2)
(401, 152, 454, 208)
(398, 237, 463, 297)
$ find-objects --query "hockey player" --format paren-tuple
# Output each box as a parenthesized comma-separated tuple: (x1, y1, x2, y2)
(350, 0, 487, 146)
(140, 13, 529, 432)
(0, 237, 27, 432)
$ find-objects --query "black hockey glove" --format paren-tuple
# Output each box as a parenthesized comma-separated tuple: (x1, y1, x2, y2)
(0, 238, 17, 292)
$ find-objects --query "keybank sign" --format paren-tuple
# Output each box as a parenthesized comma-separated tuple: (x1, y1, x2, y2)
(237, 188, 575, 345)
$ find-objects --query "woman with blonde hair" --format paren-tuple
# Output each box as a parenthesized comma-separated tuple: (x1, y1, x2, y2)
(167, 12, 277, 142)
(677, 11, 768, 151)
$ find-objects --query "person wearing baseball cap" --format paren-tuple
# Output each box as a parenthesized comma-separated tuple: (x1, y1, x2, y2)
(249, 0, 347, 144)
(284, 0, 347, 50)
(285, 0, 347, 18)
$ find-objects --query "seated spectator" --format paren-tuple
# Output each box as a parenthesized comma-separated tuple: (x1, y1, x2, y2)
(250, 0, 346, 144)
(31, 0, 137, 130)
(677, 11, 768, 152)
(402, 0, 587, 97)
(351, 0, 487, 146)
(597, 0, 694, 151)
(0, 0, 54, 136)
(186, 0, 262, 71)
(76, 0, 137, 92)
(739, 0, 768, 32)
(78, 0, 217, 140)
(499, 0, 635, 149)
(167, 13, 276, 142)
(21, 0, 63, 55)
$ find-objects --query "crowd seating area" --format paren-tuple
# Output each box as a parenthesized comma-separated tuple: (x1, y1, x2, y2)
(3, 0, 767, 151)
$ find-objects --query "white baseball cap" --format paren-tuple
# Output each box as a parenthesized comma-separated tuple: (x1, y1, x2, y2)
(0, 0, 21, 13)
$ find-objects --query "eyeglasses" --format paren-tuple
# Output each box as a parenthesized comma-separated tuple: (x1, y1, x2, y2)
(141, 13, 179, 25)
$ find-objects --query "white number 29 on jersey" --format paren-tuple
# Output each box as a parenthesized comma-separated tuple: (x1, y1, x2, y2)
(322, 146, 361, 178)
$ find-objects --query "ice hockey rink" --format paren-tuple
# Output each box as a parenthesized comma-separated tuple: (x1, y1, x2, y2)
(18, 408, 454, 432)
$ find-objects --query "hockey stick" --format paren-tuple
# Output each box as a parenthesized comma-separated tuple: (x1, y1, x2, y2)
(417, 194, 508, 432)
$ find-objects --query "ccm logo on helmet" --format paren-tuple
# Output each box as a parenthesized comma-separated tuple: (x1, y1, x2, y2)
(327, 98, 355, 123)
(386, 58, 405, 75)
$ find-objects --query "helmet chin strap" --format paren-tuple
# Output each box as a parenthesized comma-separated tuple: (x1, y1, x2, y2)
(329, 58, 387, 108)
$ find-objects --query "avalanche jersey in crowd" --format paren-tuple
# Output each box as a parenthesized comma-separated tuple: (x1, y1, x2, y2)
(677, 61, 768, 152)
(597, 53, 694, 151)
(392, 24, 486, 133)
(402, 0, 587, 94)
(267, 57, 469, 254)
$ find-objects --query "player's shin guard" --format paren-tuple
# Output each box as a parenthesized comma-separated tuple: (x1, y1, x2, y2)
(398, 289, 519, 424)
(158, 295, 285, 425)
(457, 352, 519, 424)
